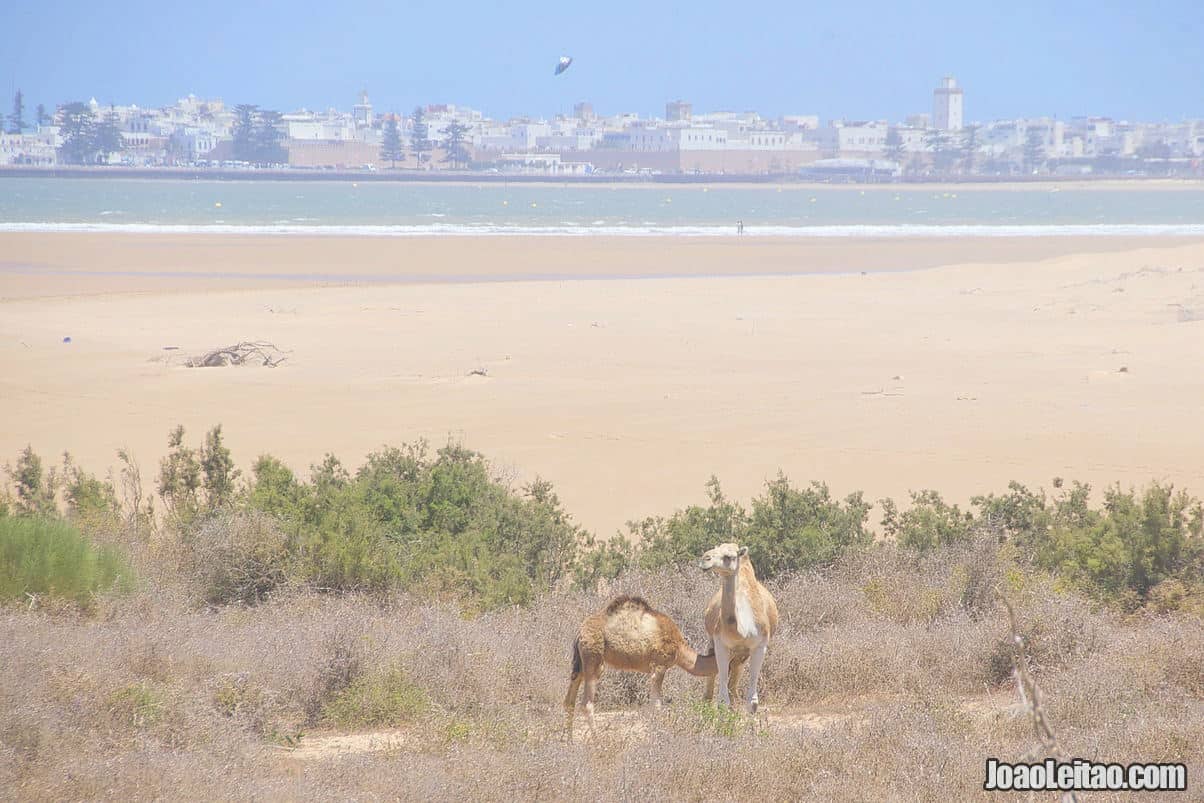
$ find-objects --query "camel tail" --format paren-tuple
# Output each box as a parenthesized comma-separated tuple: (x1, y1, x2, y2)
(570, 636, 582, 678)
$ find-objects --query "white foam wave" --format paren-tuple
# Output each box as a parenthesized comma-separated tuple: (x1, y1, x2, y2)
(2, 221, 1204, 237)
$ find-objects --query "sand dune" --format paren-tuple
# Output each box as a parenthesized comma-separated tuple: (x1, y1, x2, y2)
(2, 233, 1203, 535)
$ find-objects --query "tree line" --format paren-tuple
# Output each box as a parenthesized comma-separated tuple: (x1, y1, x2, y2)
(380, 106, 471, 169)
(885, 124, 1052, 177)
(4, 429, 1201, 614)
(29, 94, 473, 169)
(5, 89, 50, 135)
(230, 104, 286, 164)
(56, 102, 126, 165)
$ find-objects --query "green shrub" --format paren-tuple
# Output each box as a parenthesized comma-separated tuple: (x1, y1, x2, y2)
(242, 440, 584, 608)
(158, 426, 203, 526)
(321, 665, 429, 729)
(60, 454, 121, 539)
(157, 425, 240, 529)
(246, 455, 309, 521)
(742, 475, 872, 578)
(971, 480, 1051, 541)
(882, 490, 975, 551)
(6, 446, 59, 516)
(633, 476, 745, 571)
(623, 475, 871, 581)
(1034, 483, 1203, 607)
(0, 516, 133, 606)
(574, 532, 633, 589)
(881, 479, 1204, 611)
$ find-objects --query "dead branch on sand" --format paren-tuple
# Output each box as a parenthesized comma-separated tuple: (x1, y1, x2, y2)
(186, 341, 289, 368)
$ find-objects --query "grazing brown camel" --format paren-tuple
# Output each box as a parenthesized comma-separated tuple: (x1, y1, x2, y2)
(564, 595, 717, 736)
(699, 543, 779, 713)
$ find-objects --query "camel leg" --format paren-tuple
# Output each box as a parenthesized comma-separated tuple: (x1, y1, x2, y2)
(650, 667, 668, 709)
(727, 654, 747, 702)
(582, 675, 599, 736)
(714, 640, 733, 708)
(703, 638, 716, 701)
(744, 642, 768, 714)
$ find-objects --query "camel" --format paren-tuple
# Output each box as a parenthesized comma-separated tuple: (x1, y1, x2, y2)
(699, 543, 779, 713)
(564, 595, 717, 736)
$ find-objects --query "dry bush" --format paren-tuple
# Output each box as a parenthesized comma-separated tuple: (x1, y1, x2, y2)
(187, 512, 291, 607)
(2, 546, 1201, 801)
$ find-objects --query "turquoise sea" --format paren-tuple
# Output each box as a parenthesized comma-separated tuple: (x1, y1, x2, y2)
(2, 177, 1203, 236)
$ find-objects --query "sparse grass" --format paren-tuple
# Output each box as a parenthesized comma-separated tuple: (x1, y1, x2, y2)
(106, 682, 167, 731)
(321, 665, 429, 729)
(677, 700, 744, 737)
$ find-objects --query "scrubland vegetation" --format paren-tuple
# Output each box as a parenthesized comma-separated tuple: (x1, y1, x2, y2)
(1, 426, 1201, 800)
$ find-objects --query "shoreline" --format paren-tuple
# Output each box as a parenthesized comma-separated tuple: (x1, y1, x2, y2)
(5, 223, 1204, 237)
(5, 232, 1202, 299)
(2, 166, 1203, 191)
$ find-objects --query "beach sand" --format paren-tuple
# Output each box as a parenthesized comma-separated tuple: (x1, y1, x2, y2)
(3, 232, 1203, 535)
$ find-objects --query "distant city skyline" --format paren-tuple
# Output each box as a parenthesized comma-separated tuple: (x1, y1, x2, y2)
(1, 0, 1201, 123)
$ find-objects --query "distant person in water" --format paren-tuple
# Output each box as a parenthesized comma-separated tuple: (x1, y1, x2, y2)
(737, 220, 744, 235)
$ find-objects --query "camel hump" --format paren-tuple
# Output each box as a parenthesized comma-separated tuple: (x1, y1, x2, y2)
(604, 595, 655, 615)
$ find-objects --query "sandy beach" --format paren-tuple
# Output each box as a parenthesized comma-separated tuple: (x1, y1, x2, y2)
(3, 232, 1204, 535)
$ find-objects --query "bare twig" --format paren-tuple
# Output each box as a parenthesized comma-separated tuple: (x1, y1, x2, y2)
(997, 588, 1078, 803)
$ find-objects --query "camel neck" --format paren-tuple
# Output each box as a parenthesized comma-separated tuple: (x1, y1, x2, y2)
(676, 643, 719, 677)
(720, 569, 739, 622)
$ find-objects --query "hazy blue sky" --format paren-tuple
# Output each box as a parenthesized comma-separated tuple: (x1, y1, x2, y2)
(2, 0, 1200, 122)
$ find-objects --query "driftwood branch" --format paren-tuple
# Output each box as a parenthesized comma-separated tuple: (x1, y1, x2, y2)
(186, 341, 289, 368)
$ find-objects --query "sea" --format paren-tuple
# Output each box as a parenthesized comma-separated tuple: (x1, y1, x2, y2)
(2, 177, 1203, 237)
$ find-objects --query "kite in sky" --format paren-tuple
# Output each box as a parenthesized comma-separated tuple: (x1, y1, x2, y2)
(555, 56, 573, 76)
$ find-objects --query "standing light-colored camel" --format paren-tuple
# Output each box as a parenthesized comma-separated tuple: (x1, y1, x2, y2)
(564, 595, 718, 736)
(699, 543, 779, 713)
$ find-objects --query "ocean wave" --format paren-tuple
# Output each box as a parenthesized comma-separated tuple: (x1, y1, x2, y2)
(2, 221, 1204, 237)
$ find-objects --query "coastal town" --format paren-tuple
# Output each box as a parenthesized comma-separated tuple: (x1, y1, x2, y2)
(1, 77, 1202, 179)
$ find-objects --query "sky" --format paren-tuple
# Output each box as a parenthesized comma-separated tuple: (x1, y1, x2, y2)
(1, 0, 1201, 123)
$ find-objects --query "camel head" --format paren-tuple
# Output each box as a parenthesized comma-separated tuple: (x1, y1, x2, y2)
(698, 542, 747, 576)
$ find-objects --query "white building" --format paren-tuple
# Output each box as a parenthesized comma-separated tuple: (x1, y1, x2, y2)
(494, 153, 591, 174)
(933, 76, 964, 131)
(675, 126, 729, 150)
(891, 126, 929, 153)
(476, 121, 551, 151)
(601, 124, 676, 152)
(0, 131, 57, 165)
(806, 121, 889, 155)
(779, 115, 820, 131)
(169, 127, 219, 163)
(352, 90, 373, 128)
